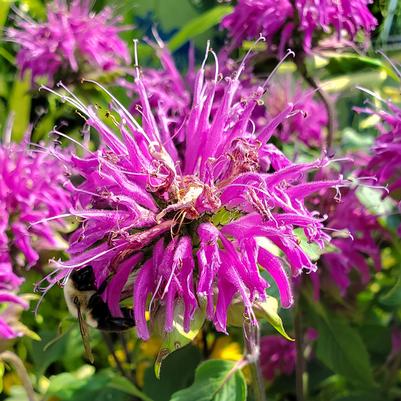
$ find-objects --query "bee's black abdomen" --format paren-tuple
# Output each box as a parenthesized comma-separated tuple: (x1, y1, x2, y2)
(96, 315, 135, 332)
(88, 293, 135, 332)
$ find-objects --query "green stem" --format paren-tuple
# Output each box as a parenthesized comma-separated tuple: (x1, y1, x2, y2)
(294, 53, 335, 154)
(294, 306, 305, 401)
(0, 351, 37, 401)
(244, 322, 267, 401)
(249, 359, 267, 401)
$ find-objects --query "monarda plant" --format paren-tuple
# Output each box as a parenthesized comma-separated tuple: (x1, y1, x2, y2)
(7, 0, 130, 85)
(0, 135, 71, 339)
(41, 43, 345, 368)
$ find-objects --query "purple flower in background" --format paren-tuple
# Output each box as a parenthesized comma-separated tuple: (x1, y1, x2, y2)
(356, 99, 401, 201)
(260, 335, 296, 380)
(221, 0, 377, 56)
(129, 47, 326, 148)
(122, 46, 192, 144)
(0, 140, 70, 269)
(264, 78, 328, 147)
(260, 329, 317, 380)
(48, 44, 343, 340)
(123, 44, 261, 146)
(0, 264, 28, 339)
(7, 0, 130, 84)
(321, 190, 383, 294)
(309, 160, 384, 296)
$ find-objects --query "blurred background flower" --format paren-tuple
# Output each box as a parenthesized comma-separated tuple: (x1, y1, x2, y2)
(7, 0, 130, 85)
(221, 0, 377, 56)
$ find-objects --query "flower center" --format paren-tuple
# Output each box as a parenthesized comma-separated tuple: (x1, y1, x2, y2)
(156, 175, 212, 222)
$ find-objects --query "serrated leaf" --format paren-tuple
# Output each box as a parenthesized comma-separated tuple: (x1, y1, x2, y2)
(168, 5, 233, 52)
(254, 298, 294, 341)
(155, 302, 205, 379)
(170, 360, 246, 401)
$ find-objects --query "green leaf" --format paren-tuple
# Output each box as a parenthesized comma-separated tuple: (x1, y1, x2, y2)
(19, 0, 45, 19)
(144, 345, 201, 401)
(294, 228, 324, 261)
(226, 295, 293, 340)
(211, 208, 243, 227)
(316, 317, 375, 387)
(168, 5, 233, 52)
(3, 386, 29, 401)
(8, 73, 32, 142)
(380, 277, 401, 306)
(254, 298, 294, 341)
(170, 360, 247, 401)
(355, 186, 395, 216)
(46, 371, 90, 399)
(29, 325, 83, 378)
(322, 53, 398, 80)
(0, 361, 4, 393)
(11, 322, 41, 341)
(46, 369, 141, 401)
(155, 301, 205, 378)
(109, 375, 153, 401)
(0, 47, 15, 64)
(333, 391, 384, 401)
(0, 0, 11, 31)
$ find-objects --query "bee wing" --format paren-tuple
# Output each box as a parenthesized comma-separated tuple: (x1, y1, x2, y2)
(76, 302, 95, 364)
(120, 269, 139, 300)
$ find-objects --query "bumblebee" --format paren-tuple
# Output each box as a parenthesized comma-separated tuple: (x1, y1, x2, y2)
(63, 265, 135, 362)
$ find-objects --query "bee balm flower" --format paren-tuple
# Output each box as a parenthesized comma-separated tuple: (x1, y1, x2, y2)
(0, 139, 70, 338)
(0, 140, 70, 269)
(0, 264, 28, 339)
(7, 0, 130, 84)
(49, 43, 343, 340)
(357, 100, 401, 201)
(221, 0, 377, 56)
(264, 78, 328, 147)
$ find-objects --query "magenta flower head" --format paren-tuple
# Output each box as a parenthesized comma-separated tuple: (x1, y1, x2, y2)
(260, 335, 296, 380)
(7, 0, 130, 84)
(260, 329, 317, 380)
(309, 159, 385, 296)
(356, 98, 401, 201)
(0, 137, 70, 338)
(0, 139, 71, 269)
(264, 78, 328, 147)
(0, 263, 28, 339)
(123, 45, 191, 144)
(221, 0, 377, 56)
(321, 190, 383, 294)
(48, 43, 343, 340)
